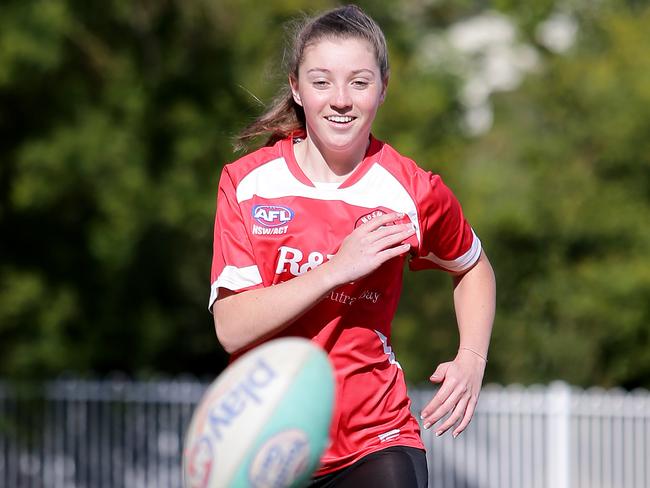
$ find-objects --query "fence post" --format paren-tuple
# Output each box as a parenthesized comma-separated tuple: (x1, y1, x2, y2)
(546, 381, 571, 488)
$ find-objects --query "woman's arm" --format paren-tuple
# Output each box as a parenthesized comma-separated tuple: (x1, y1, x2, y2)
(213, 262, 334, 353)
(419, 250, 496, 437)
(213, 212, 415, 353)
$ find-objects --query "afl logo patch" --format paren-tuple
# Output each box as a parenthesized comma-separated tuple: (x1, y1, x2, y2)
(252, 205, 295, 228)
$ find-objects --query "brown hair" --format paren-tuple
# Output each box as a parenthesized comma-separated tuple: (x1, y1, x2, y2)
(235, 4, 389, 150)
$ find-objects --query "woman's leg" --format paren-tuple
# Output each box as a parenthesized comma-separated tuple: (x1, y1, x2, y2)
(308, 446, 428, 488)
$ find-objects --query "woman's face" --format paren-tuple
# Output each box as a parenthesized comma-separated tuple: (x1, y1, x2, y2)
(290, 37, 387, 158)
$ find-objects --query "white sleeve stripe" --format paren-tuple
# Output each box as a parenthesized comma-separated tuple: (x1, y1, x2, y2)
(208, 265, 263, 311)
(421, 230, 482, 272)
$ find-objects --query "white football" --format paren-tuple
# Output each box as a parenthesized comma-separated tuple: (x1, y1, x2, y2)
(183, 337, 335, 488)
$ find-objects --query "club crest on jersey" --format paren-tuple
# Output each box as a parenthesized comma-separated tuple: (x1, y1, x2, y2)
(355, 208, 387, 228)
(252, 205, 294, 227)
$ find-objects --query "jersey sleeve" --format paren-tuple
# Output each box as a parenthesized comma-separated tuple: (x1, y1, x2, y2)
(409, 173, 482, 273)
(209, 166, 263, 311)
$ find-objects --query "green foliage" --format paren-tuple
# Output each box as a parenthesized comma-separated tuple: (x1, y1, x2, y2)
(456, 5, 650, 388)
(1, 0, 649, 389)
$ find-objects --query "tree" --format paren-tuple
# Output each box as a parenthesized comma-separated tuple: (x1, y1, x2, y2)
(1, 0, 648, 389)
(447, 1, 650, 388)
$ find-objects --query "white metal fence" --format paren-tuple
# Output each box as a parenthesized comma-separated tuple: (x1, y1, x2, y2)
(1, 379, 648, 488)
(412, 381, 650, 488)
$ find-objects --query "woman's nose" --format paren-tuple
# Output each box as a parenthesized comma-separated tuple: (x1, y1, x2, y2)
(331, 86, 352, 110)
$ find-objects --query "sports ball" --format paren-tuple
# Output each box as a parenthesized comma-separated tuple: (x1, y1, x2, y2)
(183, 337, 335, 488)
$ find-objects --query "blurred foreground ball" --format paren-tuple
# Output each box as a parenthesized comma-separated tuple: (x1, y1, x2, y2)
(183, 337, 335, 488)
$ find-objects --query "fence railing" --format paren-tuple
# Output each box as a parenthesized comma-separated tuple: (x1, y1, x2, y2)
(412, 381, 650, 488)
(1, 379, 648, 488)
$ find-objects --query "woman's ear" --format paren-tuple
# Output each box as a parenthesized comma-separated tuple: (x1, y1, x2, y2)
(289, 76, 302, 106)
(379, 76, 389, 104)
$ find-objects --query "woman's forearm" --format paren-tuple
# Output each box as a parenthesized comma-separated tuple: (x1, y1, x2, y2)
(452, 250, 496, 359)
(213, 263, 337, 353)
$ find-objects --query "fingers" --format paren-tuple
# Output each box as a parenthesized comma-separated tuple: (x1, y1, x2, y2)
(361, 212, 408, 233)
(435, 395, 469, 437)
(329, 212, 414, 284)
(362, 220, 414, 264)
(452, 397, 477, 437)
(348, 212, 414, 258)
(372, 224, 415, 250)
(419, 362, 451, 421)
(376, 243, 411, 261)
(420, 380, 461, 429)
(429, 362, 451, 383)
(420, 361, 481, 439)
(421, 385, 475, 437)
(362, 221, 412, 243)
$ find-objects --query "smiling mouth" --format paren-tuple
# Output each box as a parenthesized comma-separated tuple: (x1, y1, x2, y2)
(325, 115, 356, 124)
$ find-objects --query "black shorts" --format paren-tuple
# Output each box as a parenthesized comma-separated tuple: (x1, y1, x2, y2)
(307, 446, 428, 488)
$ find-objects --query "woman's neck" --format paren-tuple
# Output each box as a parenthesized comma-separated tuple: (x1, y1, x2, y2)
(293, 135, 370, 184)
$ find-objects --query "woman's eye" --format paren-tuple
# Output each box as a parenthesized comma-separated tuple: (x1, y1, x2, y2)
(352, 80, 369, 88)
(313, 81, 329, 88)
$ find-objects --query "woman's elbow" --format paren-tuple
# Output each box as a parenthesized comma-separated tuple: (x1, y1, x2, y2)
(212, 306, 240, 354)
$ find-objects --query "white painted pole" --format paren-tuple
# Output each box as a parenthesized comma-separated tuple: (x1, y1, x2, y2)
(546, 381, 571, 488)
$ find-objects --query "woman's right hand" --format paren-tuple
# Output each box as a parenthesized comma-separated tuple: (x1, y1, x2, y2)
(214, 211, 415, 353)
(325, 212, 415, 286)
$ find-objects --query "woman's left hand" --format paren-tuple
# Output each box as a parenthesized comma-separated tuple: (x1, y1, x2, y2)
(419, 349, 487, 438)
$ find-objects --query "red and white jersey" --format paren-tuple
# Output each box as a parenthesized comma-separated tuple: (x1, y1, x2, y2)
(209, 135, 481, 475)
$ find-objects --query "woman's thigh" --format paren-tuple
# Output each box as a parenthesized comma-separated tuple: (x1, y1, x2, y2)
(308, 446, 428, 488)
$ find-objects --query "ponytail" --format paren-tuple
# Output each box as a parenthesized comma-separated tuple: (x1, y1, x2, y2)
(235, 86, 304, 152)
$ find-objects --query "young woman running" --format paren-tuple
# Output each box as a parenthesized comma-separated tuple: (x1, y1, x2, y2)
(209, 5, 496, 487)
